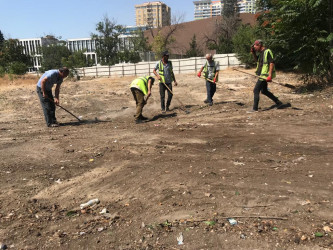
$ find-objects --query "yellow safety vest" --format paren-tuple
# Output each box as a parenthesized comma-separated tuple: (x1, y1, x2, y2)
(130, 76, 150, 95)
(203, 60, 219, 82)
(158, 60, 174, 83)
(256, 49, 276, 79)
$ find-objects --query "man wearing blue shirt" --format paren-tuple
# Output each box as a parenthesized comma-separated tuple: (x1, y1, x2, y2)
(36, 67, 69, 127)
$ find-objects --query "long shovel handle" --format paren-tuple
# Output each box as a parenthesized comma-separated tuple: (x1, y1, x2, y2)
(160, 80, 189, 114)
(47, 97, 81, 122)
(233, 68, 296, 89)
(199, 76, 216, 83)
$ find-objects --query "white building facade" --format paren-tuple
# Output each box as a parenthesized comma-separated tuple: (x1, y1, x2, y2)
(66, 38, 98, 65)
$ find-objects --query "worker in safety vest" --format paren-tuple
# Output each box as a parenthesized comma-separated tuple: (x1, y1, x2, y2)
(247, 40, 283, 113)
(153, 51, 177, 113)
(130, 76, 155, 124)
(197, 54, 219, 106)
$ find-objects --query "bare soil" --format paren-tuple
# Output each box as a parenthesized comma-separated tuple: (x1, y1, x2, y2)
(0, 69, 332, 249)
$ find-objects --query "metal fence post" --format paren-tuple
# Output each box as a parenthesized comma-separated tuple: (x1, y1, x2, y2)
(122, 65, 124, 77)
(109, 65, 111, 77)
(96, 66, 98, 77)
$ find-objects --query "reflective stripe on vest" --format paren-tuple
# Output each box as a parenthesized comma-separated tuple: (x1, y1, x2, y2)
(256, 49, 276, 79)
(203, 60, 219, 81)
(158, 60, 174, 83)
(130, 76, 150, 95)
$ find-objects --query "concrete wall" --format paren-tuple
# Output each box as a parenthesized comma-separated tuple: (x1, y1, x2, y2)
(76, 53, 240, 77)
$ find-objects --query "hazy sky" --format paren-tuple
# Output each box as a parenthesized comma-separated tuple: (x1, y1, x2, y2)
(0, 0, 194, 40)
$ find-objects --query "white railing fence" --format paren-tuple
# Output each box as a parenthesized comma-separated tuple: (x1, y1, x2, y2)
(75, 53, 241, 78)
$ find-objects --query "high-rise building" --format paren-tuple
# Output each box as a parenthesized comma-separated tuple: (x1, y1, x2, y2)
(135, 1, 171, 28)
(193, 0, 256, 20)
(194, 0, 222, 20)
(238, 0, 256, 14)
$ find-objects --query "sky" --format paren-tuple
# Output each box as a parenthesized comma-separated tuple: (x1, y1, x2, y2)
(0, 0, 194, 40)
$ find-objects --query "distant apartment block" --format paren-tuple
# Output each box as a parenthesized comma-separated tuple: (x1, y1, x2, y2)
(238, 0, 256, 14)
(194, 0, 222, 20)
(135, 1, 171, 28)
(193, 0, 256, 20)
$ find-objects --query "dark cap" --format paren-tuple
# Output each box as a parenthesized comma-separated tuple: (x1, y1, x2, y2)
(162, 51, 169, 56)
(253, 40, 263, 46)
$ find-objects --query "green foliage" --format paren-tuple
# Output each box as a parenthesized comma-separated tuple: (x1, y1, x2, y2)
(130, 28, 151, 53)
(0, 30, 4, 51)
(8, 61, 28, 75)
(0, 39, 31, 74)
(61, 50, 93, 78)
(207, 15, 241, 53)
(185, 34, 203, 58)
(152, 31, 168, 58)
(118, 50, 141, 63)
(233, 24, 262, 67)
(223, 0, 240, 17)
(256, 0, 333, 78)
(91, 16, 123, 65)
(40, 44, 71, 72)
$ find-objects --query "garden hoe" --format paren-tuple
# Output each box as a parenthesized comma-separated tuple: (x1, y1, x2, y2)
(161, 81, 190, 114)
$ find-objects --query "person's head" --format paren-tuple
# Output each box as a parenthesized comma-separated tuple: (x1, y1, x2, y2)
(162, 51, 169, 61)
(253, 40, 264, 52)
(59, 67, 69, 78)
(206, 53, 213, 61)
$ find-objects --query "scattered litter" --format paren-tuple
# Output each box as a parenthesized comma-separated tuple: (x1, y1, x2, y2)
(300, 200, 311, 206)
(113, 140, 117, 143)
(233, 162, 245, 166)
(177, 232, 184, 245)
(79, 232, 86, 236)
(99, 208, 108, 214)
(97, 227, 104, 232)
(308, 174, 313, 178)
(204, 193, 212, 197)
(78, 116, 83, 120)
(204, 221, 216, 226)
(301, 235, 307, 241)
(293, 156, 306, 162)
(323, 226, 332, 232)
(89, 159, 94, 162)
(228, 218, 238, 225)
(80, 198, 100, 209)
(55, 179, 62, 184)
(240, 233, 247, 239)
(315, 232, 324, 237)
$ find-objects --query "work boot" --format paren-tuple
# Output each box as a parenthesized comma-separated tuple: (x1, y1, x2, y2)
(204, 99, 209, 104)
(275, 101, 283, 108)
(165, 107, 170, 112)
(135, 119, 145, 124)
(139, 115, 148, 120)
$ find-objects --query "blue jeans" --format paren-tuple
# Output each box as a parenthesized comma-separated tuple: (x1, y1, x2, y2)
(206, 80, 216, 103)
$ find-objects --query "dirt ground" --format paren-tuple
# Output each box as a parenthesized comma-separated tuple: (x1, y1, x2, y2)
(0, 69, 332, 250)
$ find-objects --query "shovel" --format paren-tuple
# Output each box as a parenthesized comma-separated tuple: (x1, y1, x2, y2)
(160, 80, 190, 114)
(233, 68, 296, 89)
(47, 97, 81, 122)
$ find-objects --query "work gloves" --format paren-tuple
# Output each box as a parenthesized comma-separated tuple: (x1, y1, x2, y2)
(266, 76, 272, 82)
(213, 77, 217, 83)
(197, 72, 201, 77)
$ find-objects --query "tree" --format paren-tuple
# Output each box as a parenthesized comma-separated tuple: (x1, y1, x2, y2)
(0, 39, 32, 75)
(40, 43, 71, 71)
(150, 14, 184, 57)
(130, 28, 151, 53)
(256, 0, 333, 80)
(61, 50, 93, 77)
(91, 16, 123, 65)
(222, 0, 240, 17)
(0, 30, 4, 51)
(185, 34, 202, 58)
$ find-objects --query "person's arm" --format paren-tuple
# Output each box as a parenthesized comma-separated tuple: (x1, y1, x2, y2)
(251, 46, 257, 61)
(41, 77, 48, 98)
(153, 64, 161, 81)
(214, 70, 219, 83)
(54, 84, 61, 105)
(266, 62, 274, 82)
(146, 79, 152, 102)
(172, 71, 177, 86)
(197, 66, 204, 77)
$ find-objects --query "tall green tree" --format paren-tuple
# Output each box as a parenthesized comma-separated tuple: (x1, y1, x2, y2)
(0, 30, 4, 51)
(40, 43, 71, 71)
(185, 34, 202, 58)
(91, 16, 123, 65)
(256, 0, 333, 79)
(0, 39, 31, 74)
(223, 0, 240, 17)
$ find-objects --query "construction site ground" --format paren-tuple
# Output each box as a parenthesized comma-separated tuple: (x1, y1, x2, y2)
(0, 68, 332, 249)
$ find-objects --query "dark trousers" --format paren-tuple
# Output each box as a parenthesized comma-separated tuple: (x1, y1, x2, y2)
(36, 86, 56, 126)
(206, 80, 216, 103)
(253, 79, 280, 110)
(159, 82, 173, 110)
(131, 88, 145, 120)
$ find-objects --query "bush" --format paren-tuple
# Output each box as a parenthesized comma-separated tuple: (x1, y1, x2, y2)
(8, 61, 28, 75)
(0, 66, 5, 77)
